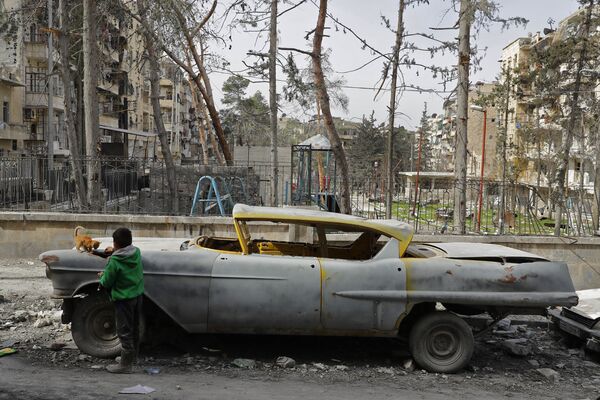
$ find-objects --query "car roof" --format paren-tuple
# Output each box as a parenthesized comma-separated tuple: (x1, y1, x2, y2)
(232, 204, 414, 254)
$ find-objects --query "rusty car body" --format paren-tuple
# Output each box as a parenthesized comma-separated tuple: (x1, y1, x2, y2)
(40, 204, 578, 372)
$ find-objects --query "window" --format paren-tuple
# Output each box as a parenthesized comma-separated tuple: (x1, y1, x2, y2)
(12, 140, 17, 151)
(1, 102, 8, 123)
(23, 108, 33, 121)
(25, 67, 47, 93)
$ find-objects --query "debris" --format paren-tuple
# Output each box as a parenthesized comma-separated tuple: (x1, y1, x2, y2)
(0, 339, 17, 348)
(276, 356, 296, 369)
(555, 363, 566, 369)
(12, 310, 28, 323)
(312, 362, 327, 371)
(335, 365, 349, 371)
(202, 347, 221, 353)
(50, 311, 63, 323)
(27, 261, 35, 266)
(32, 345, 41, 350)
(376, 367, 395, 375)
(515, 325, 529, 333)
(0, 348, 17, 357)
(496, 318, 512, 331)
(49, 342, 66, 351)
(0, 294, 5, 303)
(33, 318, 52, 328)
(145, 367, 160, 375)
(176, 385, 182, 390)
(501, 338, 533, 356)
(330, 358, 342, 363)
(91, 365, 103, 370)
(78, 354, 91, 361)
(118, 385, 156, 395)
(536, 368, 559, 383)
(527, 359, 540, 367)
(402, 358, 416, 372)
(231, 358, 256, 369)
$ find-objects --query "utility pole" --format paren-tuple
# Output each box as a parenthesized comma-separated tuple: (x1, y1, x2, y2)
(269, 0, 279, 207)
(385, 0, 405, 219)
(453, 0, 471, 234)
(47, 0, 54, 171)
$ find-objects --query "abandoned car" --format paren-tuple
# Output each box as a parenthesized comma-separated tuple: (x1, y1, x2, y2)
(40, 204, 578, 373)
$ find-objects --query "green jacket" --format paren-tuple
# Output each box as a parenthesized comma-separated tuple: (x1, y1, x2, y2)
(99, 245, 144, 301)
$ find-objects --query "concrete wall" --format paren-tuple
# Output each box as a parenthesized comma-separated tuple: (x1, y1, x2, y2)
(2, 212, 600, 290)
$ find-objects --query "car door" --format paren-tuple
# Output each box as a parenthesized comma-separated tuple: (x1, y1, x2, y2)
(208, 252, 322, 334)
(319, 239, 407, 333)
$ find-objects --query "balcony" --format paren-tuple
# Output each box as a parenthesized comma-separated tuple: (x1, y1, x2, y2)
(24, 41, 47, 60)
(0, 123, 28, 141)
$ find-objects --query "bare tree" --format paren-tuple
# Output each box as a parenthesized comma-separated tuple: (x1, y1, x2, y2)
(82, 0, 101, 209)
(453, 0, 473, 234)
(137, 0, 179, 214)
(311, 0, 351, 214)
(125, 0, 234, 165)
(269, 0, 279, 207)
(385, 0, 405, 219)
(553, 0, 595, 236)
(57, 0, 87, 210)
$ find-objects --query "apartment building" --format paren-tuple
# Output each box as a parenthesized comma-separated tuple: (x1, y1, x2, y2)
(0, 66, 27, 156)
(432, 83, 499, 178)
(499, 7, 596, 191)
(0, 0, 196, 162)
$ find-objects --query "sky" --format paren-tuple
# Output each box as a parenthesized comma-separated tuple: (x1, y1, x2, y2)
(209, 0, 581, 130)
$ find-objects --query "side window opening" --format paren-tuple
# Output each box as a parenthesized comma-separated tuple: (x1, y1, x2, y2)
(193, 220, 394, 260)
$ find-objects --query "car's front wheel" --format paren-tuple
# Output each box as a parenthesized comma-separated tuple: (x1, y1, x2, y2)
(71, 292, 121, 358)
(409, 311, 474, 373)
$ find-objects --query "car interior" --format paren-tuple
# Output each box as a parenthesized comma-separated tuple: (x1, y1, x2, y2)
(193, 221, 389, 261)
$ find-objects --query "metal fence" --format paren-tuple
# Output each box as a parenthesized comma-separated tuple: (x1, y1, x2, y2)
(0, 156, 597, 236)
(0, 157, 293, 216)
(347, 176, 598, 236)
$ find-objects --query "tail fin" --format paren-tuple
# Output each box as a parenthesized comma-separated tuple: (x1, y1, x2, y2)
(74, 226, 85, 238)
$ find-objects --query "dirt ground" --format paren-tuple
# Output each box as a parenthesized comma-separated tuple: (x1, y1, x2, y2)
(1, 258, 599, 400)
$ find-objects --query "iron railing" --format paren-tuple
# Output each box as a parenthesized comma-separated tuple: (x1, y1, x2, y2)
(0, 156, 597, 236)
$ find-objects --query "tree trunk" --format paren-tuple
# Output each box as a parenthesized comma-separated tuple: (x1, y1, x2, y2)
(269, 0, 279, 207)
(593, 139, 600, 231)
(194, 60, 233, 165)
(198, 94, 225, 165)
(311, 0, 351, 214)
(58, 0, 87, 210)
(554, 0, 594, 236)
(453, 0, 471, 234)
(188, 83, 210, 164)
(385, 0, 405, 219)
(138, 0, 179, 214)
(499, 66, 511, 234)
(82, 0, 101, 209)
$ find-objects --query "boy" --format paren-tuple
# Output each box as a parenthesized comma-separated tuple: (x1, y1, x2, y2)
(98, 227, 144, 374)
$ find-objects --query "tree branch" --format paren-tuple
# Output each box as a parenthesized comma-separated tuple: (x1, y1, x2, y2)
(279, 46, 314, 57)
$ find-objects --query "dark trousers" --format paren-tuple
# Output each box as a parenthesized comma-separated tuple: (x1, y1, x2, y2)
(114, 295, 142, 353)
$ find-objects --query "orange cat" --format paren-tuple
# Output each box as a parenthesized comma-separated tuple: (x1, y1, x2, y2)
(74, 226, 100, 253)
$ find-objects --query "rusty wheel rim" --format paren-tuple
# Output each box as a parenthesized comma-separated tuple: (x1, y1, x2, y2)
(88, 307, 117, 343)
(426, 325, 462, 364)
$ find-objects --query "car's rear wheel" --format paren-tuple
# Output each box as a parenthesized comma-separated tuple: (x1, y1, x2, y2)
(71, 292, 121, 358)
(409, 311, 474, 373)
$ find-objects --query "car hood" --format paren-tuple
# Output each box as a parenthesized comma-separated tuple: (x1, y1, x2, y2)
(424, 242, 548, 262)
